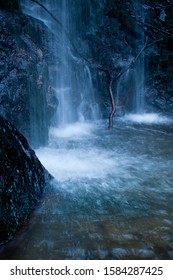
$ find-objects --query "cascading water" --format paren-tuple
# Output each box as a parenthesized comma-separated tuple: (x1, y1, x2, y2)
(1, 0, 173, 260)
(113, 0, 146, 118)
(134, 56, 145, 114)
(78, 65, 101, 121)
(121, 0, 155, 123)
(133, 0, 145, 114)
(55, 0, 75, 125)
(20, 0, 100, 126)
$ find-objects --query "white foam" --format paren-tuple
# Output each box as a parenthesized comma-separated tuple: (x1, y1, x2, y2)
(35, 122, 118, 181)
(122, 113, 173, 124)
(49, 122, 93, 139)
(36, 147, 115, 181)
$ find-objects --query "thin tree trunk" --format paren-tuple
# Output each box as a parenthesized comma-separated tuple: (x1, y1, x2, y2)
(108, 76, 116, 129)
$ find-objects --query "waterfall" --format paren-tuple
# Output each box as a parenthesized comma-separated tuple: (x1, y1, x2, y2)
(117, 0, 146, 116)
(20, 0, 100, 128)
(78, 65, 101, 121)
(133, 0, 145, 113)
(134, 60, 145, 113)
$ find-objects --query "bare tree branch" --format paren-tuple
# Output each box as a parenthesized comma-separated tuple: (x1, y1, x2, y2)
(106, 36, 164, 128)
(31, 0, 70, 38)
(112, 37, 163, 80)
(30, 0, 93, 66)
(130, 13, 173, 37)
(108, 75, 116, 129)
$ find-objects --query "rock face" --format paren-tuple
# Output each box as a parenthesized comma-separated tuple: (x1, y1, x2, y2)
(0, 116, 52, 244)
(0, 0, 19, 11)
(85, 0, 173, 116)
(0, 9, 58, 147)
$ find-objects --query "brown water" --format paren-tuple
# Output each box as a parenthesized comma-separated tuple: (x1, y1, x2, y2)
(0, 117, 173, 259)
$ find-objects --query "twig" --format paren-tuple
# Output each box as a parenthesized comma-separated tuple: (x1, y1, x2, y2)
(130, 13, 173, 37)
(30, 0, 92, 65)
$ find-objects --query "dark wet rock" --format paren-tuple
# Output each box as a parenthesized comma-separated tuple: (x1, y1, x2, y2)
(0, 10, 57, 147)
(0, 116, 52, 244)
(0, 0, 19, 11)
(86, 0, 173, 116)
